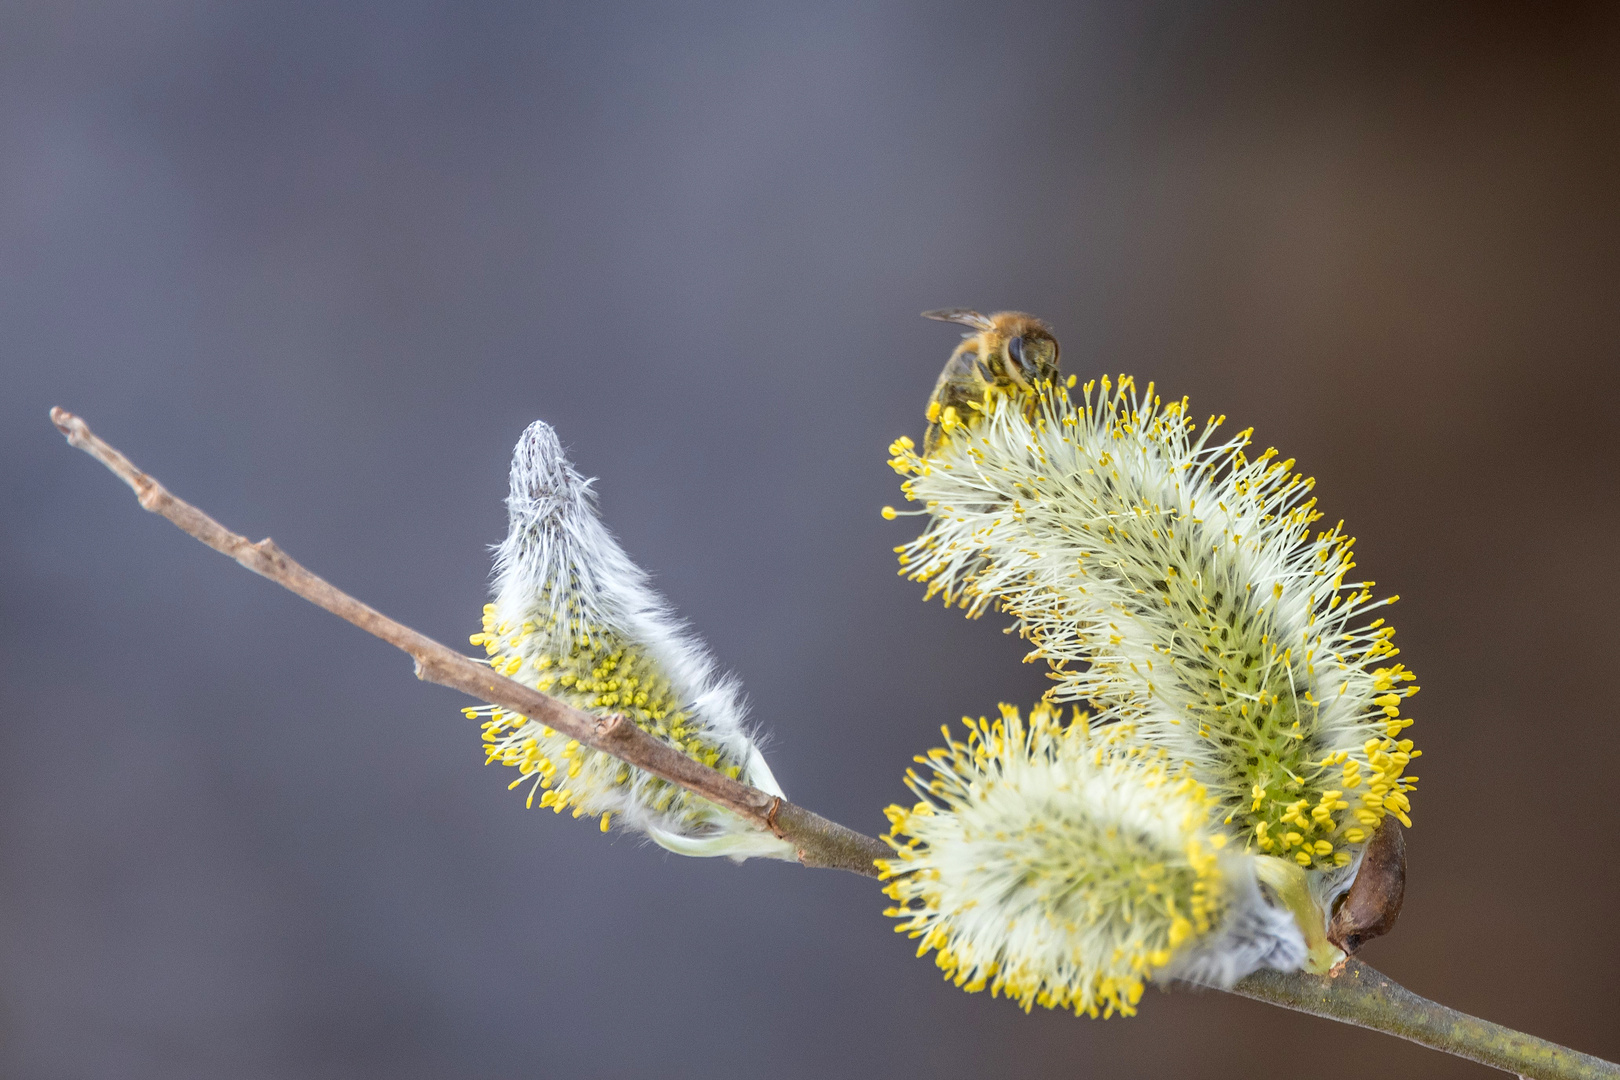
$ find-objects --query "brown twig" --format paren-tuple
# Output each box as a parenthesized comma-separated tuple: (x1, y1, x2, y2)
(48, 407, 887, 876)
(50, 406, 1620, 1079)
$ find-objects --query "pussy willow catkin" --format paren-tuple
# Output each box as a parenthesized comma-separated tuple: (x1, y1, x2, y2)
(468, 421, 794, 860)
(887, 376, 1419, 872)
(880, 704, 1306, 1017)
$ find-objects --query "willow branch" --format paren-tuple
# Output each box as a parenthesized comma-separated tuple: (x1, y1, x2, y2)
(48, 407, 885, 876)
(1233, 960, 1619, 1080)
(50, 407, 1618, 1079)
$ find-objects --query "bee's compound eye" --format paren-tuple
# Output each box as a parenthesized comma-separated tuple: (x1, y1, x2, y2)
(1006, 335, 1028, 376)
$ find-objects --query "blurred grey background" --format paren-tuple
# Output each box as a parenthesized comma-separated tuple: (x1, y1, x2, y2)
(4, 2, 1619, 1077)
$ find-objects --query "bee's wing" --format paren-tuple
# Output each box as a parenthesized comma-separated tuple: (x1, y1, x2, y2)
(921, 308, 995, 331)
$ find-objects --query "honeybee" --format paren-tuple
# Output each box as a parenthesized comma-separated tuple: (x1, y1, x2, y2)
(921, 309, 1060, 455)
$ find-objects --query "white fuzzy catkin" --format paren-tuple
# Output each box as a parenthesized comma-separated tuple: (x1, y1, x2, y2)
(468, 421, 795, 860)
(880, 704, 1306, 1016)
(887, 376, 1420, 877)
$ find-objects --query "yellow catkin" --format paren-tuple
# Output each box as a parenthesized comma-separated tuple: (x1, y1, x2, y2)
(878, 704, 1254, 1019)
(886, 378, 1420, 870)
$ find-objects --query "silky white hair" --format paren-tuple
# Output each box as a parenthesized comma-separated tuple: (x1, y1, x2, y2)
(1164, 867, 1310, 989)
(483, 420, 793, 860)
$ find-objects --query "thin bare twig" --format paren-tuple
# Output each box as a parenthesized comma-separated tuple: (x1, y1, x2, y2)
(50, 406, 1620, 1079)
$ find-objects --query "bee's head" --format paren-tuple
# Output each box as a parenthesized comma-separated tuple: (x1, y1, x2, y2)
(922, 309, 1061, 391)
(989, 312, 1060, 390)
